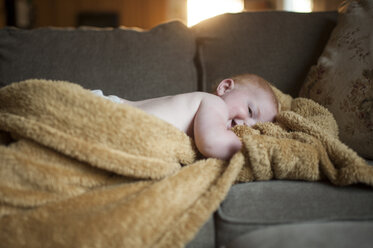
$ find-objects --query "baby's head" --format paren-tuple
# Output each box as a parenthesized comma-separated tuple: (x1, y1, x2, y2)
(215, 74, 278, 128)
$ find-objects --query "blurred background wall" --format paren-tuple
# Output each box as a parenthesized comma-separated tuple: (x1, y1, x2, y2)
(0, 0, 343, 29)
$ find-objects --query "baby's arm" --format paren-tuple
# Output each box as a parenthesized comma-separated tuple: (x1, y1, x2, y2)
(193, 95, 242, 160)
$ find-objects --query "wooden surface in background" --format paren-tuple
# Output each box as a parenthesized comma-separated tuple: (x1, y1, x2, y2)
(313, 0, 343, 11)
(1, 0, 342, 29)
(33, 0, 167, 29)
(0, 0, 5, 27)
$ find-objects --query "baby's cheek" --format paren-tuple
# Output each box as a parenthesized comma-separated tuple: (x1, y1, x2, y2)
(246, 118, 257, 126)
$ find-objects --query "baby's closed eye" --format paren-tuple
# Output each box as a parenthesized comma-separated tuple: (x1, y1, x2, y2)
(248, 107, 253, 117)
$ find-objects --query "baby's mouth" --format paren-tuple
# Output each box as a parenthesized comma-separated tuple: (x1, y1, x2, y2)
(231, 119, 238, 127)
(227, 119, 238, 129)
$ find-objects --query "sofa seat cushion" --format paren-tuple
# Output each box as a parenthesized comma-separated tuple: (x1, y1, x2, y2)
(0, 22, 197, 100)
(216, 180, 373, 246)
(192, 11, 337, 97)
(226, 221, 373, 248)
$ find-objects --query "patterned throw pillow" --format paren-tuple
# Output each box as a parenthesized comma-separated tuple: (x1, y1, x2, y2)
(300, 0, 373, 159)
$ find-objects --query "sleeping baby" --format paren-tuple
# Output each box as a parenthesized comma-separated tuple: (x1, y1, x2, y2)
(92, 74, 278, 160)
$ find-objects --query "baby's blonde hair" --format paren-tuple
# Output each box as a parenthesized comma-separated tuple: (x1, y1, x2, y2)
(220, 73, 279, 113)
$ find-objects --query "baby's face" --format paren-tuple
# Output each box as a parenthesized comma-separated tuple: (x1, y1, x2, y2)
(220, 83, 277, 129)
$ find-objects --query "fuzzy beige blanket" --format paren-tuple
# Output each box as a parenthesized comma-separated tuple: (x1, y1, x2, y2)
(0, 79, 372, 247)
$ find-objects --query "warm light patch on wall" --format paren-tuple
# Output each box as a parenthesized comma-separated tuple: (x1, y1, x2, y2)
(187, 0, 244, 26)
(284, 0, 313, 12)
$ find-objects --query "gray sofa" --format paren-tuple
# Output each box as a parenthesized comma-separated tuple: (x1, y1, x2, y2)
(1, 10, 372, 248)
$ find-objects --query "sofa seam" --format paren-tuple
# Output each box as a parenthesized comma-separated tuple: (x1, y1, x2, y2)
(216, 207, 373, 225)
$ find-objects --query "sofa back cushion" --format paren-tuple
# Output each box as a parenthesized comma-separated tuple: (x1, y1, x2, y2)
(0, 22, 197, 100)
(300, 0, 373, 159)
(192, 11, 337, 97)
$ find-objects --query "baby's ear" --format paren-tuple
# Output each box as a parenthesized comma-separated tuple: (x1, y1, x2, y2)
(216, 79, 234, 96)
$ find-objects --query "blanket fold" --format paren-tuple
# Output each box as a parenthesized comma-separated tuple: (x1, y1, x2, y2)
(0, 79, 372, 247)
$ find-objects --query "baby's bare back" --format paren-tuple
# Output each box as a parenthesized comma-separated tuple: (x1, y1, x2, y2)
(128, 92, 210, 136)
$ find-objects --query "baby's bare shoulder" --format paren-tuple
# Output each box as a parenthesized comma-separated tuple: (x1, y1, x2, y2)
(199, 92, 227, 109)
(171, 91, 221, 106)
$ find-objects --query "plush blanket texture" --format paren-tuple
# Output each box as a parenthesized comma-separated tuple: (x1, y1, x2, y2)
(0, 79, 372, 247)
